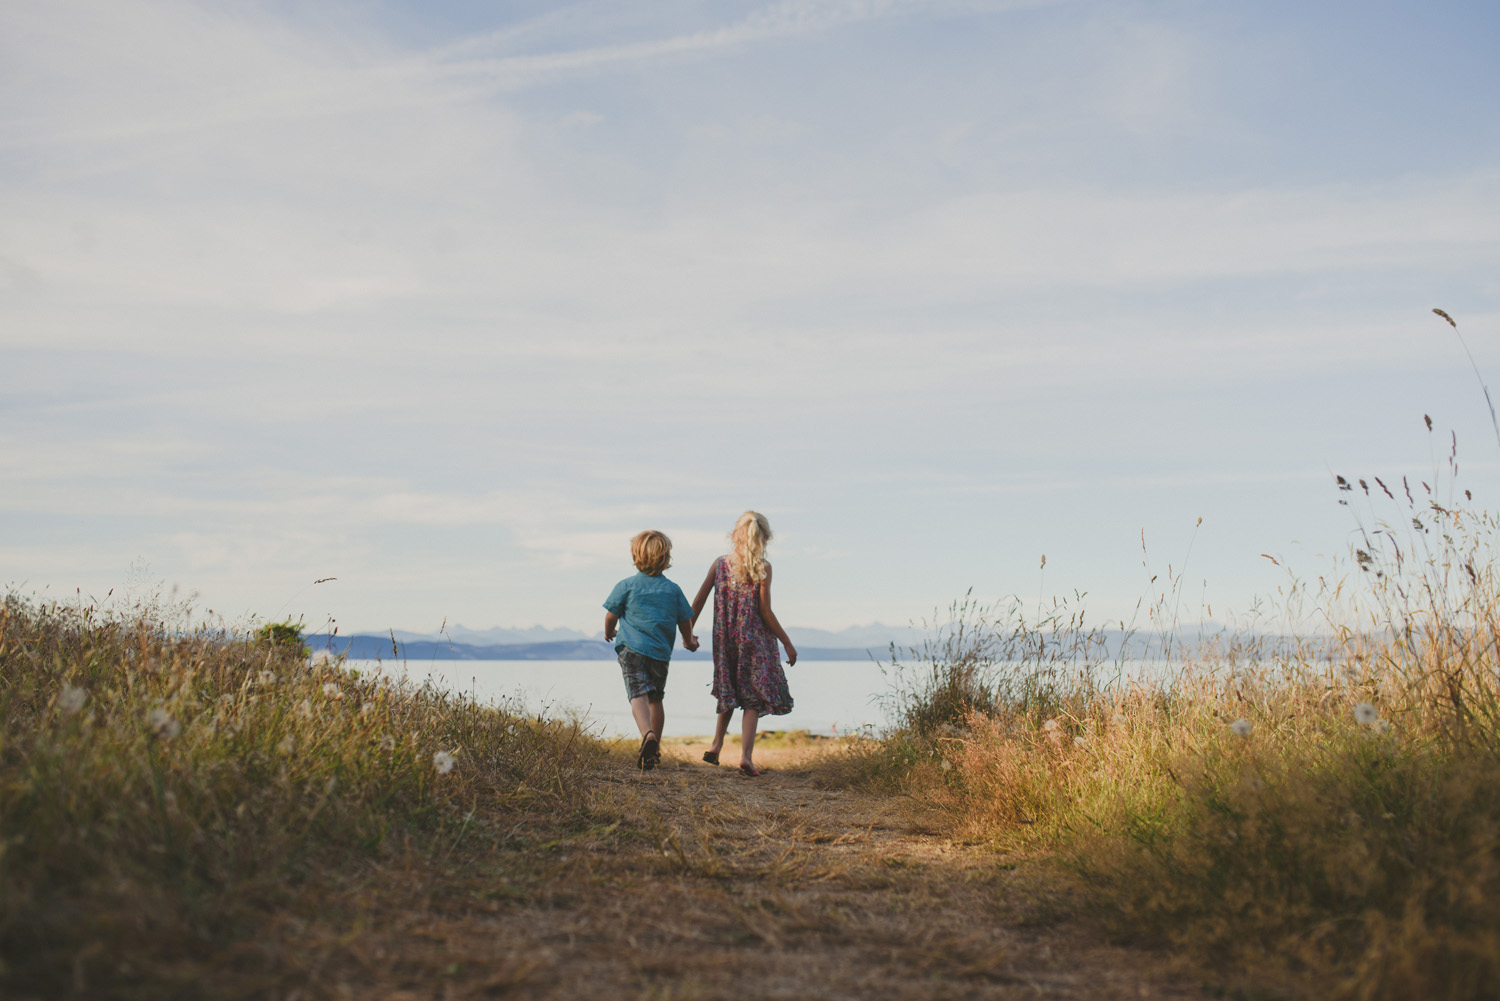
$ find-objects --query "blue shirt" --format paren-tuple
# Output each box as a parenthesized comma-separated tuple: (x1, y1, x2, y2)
(603, 572, 693, 661)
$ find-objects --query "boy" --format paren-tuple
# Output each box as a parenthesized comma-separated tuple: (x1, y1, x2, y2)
(603, 530, 699, 770)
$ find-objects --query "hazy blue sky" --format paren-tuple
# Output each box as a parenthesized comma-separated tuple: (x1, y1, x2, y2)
(4, 0, 1499, 636)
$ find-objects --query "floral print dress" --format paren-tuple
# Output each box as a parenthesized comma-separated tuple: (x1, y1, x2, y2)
(710, 556, 794, 716)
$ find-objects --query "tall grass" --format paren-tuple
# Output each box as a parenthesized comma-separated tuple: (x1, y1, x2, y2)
(0, 594, 602, 995)
(859, 442, 1500, 999)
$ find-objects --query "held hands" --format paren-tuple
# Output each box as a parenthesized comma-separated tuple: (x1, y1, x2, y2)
(683, 632, 700, 652)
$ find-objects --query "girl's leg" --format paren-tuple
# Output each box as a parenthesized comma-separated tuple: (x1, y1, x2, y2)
(739, 708, 760, 768)
(708, 708, 733, 756)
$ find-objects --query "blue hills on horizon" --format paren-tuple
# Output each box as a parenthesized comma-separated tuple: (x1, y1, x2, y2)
(303, 633, 882, 662)
(304, 622, 1271, 663)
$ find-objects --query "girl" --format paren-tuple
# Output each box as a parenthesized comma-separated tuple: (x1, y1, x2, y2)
(689, 511, 797, 776)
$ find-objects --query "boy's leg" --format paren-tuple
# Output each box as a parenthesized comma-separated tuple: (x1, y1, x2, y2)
(740, 708, 760, 768)
(629, 695, 654, 739)
(649, 699, 664, 741)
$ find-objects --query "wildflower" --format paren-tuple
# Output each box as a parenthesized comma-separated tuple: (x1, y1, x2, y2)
(360, 701, 375, 716)
(297, 699, 313, 718)
(147, 707, 181, 740)
(277, 735, 296, 755)
(433, 750, 455, 774)
(310, 650, 335, 667)
(1230, 719, 1253, 737)
(1354, 703, 1379, 726)
(1041, 718, 1060, 732)
(321, 682, 343, 699)
(378, 734, 395, 751)
(59, 685, 87, 714)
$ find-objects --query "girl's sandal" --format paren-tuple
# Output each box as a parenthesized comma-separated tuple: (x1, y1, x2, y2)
(702, 751, 719, 765)
(738, 763, 760, 777)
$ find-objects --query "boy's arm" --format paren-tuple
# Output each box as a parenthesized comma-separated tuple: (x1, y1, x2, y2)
(688, 562, 715, 628)
(756, 567, 797, 666)
(604, 611, 620, 643)
(679, 619, 699, 652)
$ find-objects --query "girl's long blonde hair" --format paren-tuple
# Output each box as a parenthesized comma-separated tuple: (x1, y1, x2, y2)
(728, 511, 772, 585)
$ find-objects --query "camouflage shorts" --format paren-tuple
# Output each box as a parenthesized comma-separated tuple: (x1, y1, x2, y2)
(617, 647, 669, 703)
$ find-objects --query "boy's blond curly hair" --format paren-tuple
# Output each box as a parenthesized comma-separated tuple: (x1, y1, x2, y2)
(631, 530, 673, 575)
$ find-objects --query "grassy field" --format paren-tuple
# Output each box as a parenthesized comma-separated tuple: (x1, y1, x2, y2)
(2, 595, 1204, 1000)
(0, 595, 607, 997)
(849, 469, 1500, 1000)
(6, 450, 1499, 998)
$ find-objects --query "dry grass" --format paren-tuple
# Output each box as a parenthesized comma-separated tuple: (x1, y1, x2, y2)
(0, 594, 604, 997)
(849, 462, 1500, 1000)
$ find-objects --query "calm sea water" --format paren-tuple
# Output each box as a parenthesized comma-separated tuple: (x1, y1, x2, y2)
(352, 659, 891, 738)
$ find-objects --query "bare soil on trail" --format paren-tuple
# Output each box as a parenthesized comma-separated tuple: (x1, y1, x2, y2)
(326, 740, 1212, 1001)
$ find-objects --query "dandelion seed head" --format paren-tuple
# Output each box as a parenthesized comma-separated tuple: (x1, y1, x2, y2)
(277, 735, 296, 755)
(146, 707, 181, 740)
(1354, 703, 1379, 725)
(1073, 735, 1087, 748)
(361, 701, 374, 715)
(433, 750, 455, 775)
(258, 671, 276, 685)
(297, 699, 313, 718)
(59, 685, 87, 714)
(1230, 719, 1253, 737)
(940, 758, 953, 771)
(1041, 718, 1060, 732)
(378, 734, 395, 752)
(321, 682, 341, 698)
(310, 650, 335, 667)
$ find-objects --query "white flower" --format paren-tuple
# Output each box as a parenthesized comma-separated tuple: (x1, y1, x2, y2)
(277, 735, 296, 755)
(1230, 719, 1253, 737)
(1041, 718, 1060, 732)
(1073, 735, 1087, 748)
(378, 734, 395, 751)
(321, 682, 342, 699)
(297, 699, 313, 718)
(940, 758, 953, 771)
(1354, 703, 1379, 726)
(258, 671, 276, 685)
(310, 650, 335, 667)
(360, 701, 375, 716)
(433, 750, 455, 775)
(147, 707, 181, 740)
(59, 685, 87, 714)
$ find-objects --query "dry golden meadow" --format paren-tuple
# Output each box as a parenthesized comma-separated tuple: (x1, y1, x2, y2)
(7, 423, 1500, 1000)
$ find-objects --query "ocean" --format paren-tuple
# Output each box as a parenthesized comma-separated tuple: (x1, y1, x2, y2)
(351, 658, 892, 738)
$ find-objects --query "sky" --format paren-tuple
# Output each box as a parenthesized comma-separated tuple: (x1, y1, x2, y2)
(4, 0, 1499, 638)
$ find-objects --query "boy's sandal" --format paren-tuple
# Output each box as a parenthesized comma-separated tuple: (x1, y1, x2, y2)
(702, 751, 719, 765)
(738, 763, 760, 778)
(639, 732, 660, 771)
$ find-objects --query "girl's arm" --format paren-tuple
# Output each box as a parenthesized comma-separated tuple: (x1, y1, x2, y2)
(757, 566, 798, 666)
(689, 562, 716, 628)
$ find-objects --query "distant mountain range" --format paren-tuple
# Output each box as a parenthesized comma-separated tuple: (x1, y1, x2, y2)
(310, 620, 1302, 664)
(305, 633, 879, 662)
(383, 622, 931, 650)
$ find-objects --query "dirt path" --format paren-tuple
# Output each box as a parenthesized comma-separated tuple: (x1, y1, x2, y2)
(348, 740, 1210, 1001)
